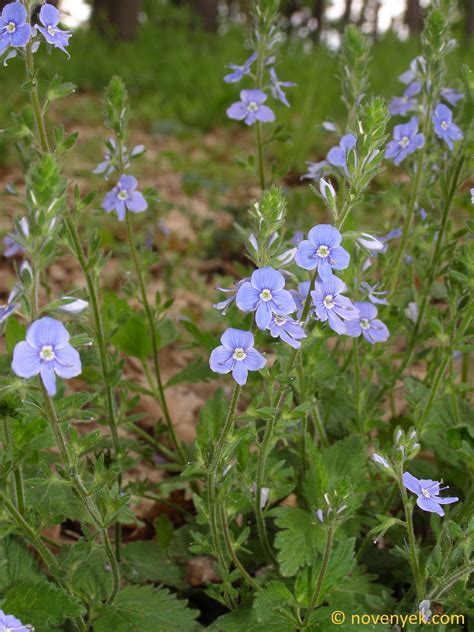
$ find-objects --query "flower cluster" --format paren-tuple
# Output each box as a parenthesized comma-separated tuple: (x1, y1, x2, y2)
(0, 2, 71, 60)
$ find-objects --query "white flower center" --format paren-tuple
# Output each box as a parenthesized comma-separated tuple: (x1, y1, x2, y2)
(47, 25, 56, 36)
(6, 21, 16, 33)
(316, 245, 329, 258)
(399, 136, 410, 148)
(440, 120, 448, 131)
(117, 190, 129, 201)
(323, 294, 335, 309)
(260, 289, 272, 302)
(40, 345, 56, 362)
(247, 101, 259, 112)
(421, 488, 431, 498)
(360, 318, 371, 330)
(232, 348, 247, 361)
(274, 315, 287, 326)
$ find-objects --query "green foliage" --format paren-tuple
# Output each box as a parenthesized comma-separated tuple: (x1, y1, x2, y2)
(93, 586, 200, 632)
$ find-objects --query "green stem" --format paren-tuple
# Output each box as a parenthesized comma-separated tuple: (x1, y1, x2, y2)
(356, 484, 397, 560)
(125, 213, 185, 463)
(3, 417, 26, 515)
(25, 44, 51, 154)
(219, 503, 259, 591)
(41, 387, 121, 603)
(353, 337, 363, 433)
(397, 474, 423, 602)
(256, 122, 266, 191)
(301, 525, 335, 629)
(311, 399, 329, 447)
(428, 564, 474, 601)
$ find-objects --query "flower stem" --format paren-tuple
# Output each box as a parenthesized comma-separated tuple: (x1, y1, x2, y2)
(25, 44, 51, 154)
(41, 387, 121, 603)
(256, 121, 266, 191)
(353, 336, 363, 433)
(397, 473, 424, 602)
(125, 213, 186, 463)
(219, 503, 259, 590)
(301, 525, 335, 629)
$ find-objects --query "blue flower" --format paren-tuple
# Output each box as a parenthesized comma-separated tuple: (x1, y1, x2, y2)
(403, 472, 459, 517)
(213, 278, 248, 315)
(102, 175, 148, 222)
(385, 117, 424, 166)
(326, 134, 357, 177)
(236, 267, 296, 330)
(344, 302, 389, 343)
(311, 276, 359, 335)
(269, 67, 295, 107)
(224, 52, 257, 83)
(432, 103, 463, 151)
(295, 224, 350, 281)
(227, 89, 275, 126)
(0, 302, 19, 323)
(471, 187, 474, 204)
(389, 96, 417, 117)
(441, 88, 463, 106)
(300, 160, 327, 181)
(0, 2, 31, 54)
(209, 328, 265, 385)
(0, 609, 31, 632)
(267, 314, 306, 349)
(37, 3, 71, 56)
(12, 317, 82, 396)
(360, 281, 389, 305)
(404, 81, 421, 98)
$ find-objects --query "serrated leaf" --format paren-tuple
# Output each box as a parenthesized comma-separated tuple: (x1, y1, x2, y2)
(0, 537, 42, 592)
(122, 541, 185, 588)
(93, 585, 199, 632)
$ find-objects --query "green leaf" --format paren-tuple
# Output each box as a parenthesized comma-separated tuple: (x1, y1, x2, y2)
(271, 507, 325, 576)
(3, 581, 86, 632)
(0, 537, 42, 592)
(253, 580, 295, 623)
(111, 313, 151, 359)
(165, 358, 212, 388)
(122, 541, 185, 588)
(4, 317, 26, 355)
(156, 317, 178, 350)
(93, 586, 200, 632)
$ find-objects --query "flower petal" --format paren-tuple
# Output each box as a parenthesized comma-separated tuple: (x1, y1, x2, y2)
(236, 282, 260, 312)
(416, 496, 445, 516)
(209, 345, 234, 374)
(295, 240, 317, 270)
(221, 328, 254, 351)
(127, 191, 148, 213)
(12, 341, 41, 378)
(40, 364, 57, 395)
(403, 472, 422, 495)
(255, 302, 272, 330)
(227, 102, 248, 121)
(54, 344, 82, 378)
(40, 3, 61, 26)
(26, 317, 69, 349)
(251, 267, 285, 292)
(232, 361, 248, 385)
(2, 1, 27, 24)
(308, 224, 342, 248)
(244, 348, 266, 371)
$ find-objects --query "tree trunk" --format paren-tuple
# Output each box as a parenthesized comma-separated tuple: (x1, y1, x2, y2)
(343, 0, 353, 26)
(92, 0, 142, 41)
(405, 0, 423, 34)
(313, 0, 325, 42)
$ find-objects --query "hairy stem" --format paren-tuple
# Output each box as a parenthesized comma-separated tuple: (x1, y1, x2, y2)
(125, 213, 185, 463)
(220, 503, 259, 590)
(397, 473, 424, 602)
(301, 525, 335, 628)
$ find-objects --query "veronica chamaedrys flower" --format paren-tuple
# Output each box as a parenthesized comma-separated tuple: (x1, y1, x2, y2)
(441, 88, 463, 106)
(58, 297, 89, 314)
(360, 281, 389, 305)
(432, 103, 463, 150)
(224, 52, 257, 83)
(3, 235, 24, 257)
(404, 81, 421, 98)
(227, 89, 275, 126)
(102, 175, 148, 222)
(301, 160, 327, 181)
(403, 472, 458, 516)
(0, 2, 31, 54)
(37, 3, 71, 55)
(311, 276, 359, 335)
(267, 314, 306, 349)
(385, 117, 424, 166)
(209, 328, 265, 386)
(236, 267, 296, 330)
(269, 67, 295, 107)
(12, 316, 82, 396)
(0, 609, 31, 632)
(0, 302, 18, 323)
(345, 302, 389, 343)
(372, 453, 390, 469)
(295, 224, 350, 281)
(213, 278, 248, 315)
(399, 56, 426, 85)
(326, 134, 356, 177)
(419, 600, 432, 624)
(389, 95, 417, 117)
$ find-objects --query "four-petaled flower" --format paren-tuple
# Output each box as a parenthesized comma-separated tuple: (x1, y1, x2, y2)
(326, 133, 357, 177)
(432, 103, 463, 151)
(227, 89, 275, 126)
(344, 301, 390, 343)
(0, 2, 31, 54)
(311, 276, 359, 335)
(267, 314, 306, 349)
(224, 52, 257, 83)
(385, 117, 424, 166)
(0, 608, 31, 632)
(37, 3, 71, 56)
(403, 472, 458, 516)
(236, 267, 296, 330)
(295, 224, 350, 281)
(12, 316, 82, 396)
(209, 328, 265, 385)
(102, 175, 148, 222)
(269, 67, 295, 107)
